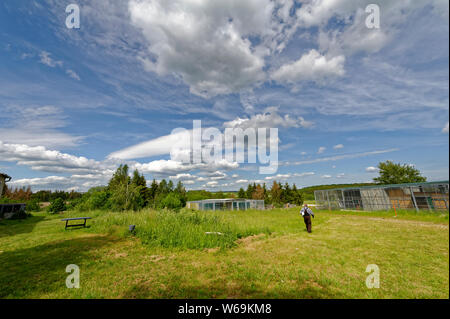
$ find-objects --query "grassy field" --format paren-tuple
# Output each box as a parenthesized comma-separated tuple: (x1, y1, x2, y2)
(0, 207, 448, 299)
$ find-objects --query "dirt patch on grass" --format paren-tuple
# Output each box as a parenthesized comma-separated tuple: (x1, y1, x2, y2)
(236, 233, 266, 246)
(366, 217, 449, 229)
(147, 255, 165, 262)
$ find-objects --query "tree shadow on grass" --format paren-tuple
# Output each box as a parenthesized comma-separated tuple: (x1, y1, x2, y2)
(121, 278, 344, 299)
(0, 215, 46, 238)
(0, 235, 118, 298)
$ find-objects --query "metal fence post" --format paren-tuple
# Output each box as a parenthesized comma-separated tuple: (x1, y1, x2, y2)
(410, 187, 419, 212)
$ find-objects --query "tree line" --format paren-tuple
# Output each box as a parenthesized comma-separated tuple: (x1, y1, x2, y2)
(237, 181, 304, 207)
(71, 164, 188, 211)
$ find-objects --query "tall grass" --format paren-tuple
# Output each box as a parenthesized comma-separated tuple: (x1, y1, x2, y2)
(65, 206, 447, 250)
(82, 208, 271, 249)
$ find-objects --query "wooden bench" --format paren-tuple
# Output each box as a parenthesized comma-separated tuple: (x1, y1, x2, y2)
(61, 217, 92, 229)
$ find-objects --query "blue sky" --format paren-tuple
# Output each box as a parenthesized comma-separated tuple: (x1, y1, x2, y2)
(0, 0, 448, 192)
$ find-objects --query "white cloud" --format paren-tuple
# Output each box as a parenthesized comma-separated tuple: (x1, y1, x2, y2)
(206, 181, 218, 187)
(317, 146, 326, 154)
(333, 144, 344, 150)
(235, 179, 249, 183)
(169, 173, 197, 180)
(265, 173, 291, 180)
(443, 122, 449, 133)
(134, 159, 238, 176)
(272, 49, 345, 85)
(293, 172, 315, 177)
(365, 166, 379, 172)
(39, 51, 63, 68)
(223, 107, 313, 129)
(0, 105, 82, 148)
(129, 0, 288, 97)
(286, 148, 399, 166)
(336, 173, 345, 178)
(321, 174, 332, 179)
(66, 69, 81, 81)
(108, 129, 189, 160)
(0, 141, 106, 174)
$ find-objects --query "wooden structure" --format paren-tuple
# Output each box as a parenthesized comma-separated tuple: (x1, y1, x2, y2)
(0, 172, 11, 198)
(0, 173, 27, 220)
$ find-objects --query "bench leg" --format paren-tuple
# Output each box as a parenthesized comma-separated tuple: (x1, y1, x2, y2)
(65, 220, 68, 230)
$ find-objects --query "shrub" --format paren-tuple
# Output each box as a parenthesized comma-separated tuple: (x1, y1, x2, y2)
(88, 191, 111, 210)
(159, 192, 183, 210)
(48, 198, 66, 214)
(26, 199, 40, 212)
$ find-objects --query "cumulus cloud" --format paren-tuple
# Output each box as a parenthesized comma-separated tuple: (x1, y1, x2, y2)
(128, 0, 291, 97)
(333, 144, 344, 150)
(1, 140, 238, 191)
(224, 107, 313, 129)
(317, 146, 326, 154)
(365, 166, 379, 172)
(206, 171, 228, 180)
(321, 174, 332, 179)
(206, 181, 219, 187)
(9, 173, 113, 191)
(0, 141, 106, 174)
(169, 173, 197, 180)
(134, 159, 238, 176)
(272, 49, 345, 85)
(298, 1, 441, 56)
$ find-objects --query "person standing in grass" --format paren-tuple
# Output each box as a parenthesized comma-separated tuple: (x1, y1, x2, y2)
(300, 204, 314, 233)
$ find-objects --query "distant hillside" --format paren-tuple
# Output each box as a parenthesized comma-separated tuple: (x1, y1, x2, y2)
(300, 183, 377, 200)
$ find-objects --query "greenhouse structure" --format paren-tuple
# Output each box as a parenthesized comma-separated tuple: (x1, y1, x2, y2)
(186, 198, 265, 211)
(314, 181, 449, 212)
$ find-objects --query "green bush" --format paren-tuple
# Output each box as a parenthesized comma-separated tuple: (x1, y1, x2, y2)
(159, 192, 183, 210)
(88, 191, 111, 210)
(48, 198, 66, 214)
(26, 199, 40, 212)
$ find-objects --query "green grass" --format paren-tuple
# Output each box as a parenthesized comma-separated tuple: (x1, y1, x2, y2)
(0, 208, 448, 298)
